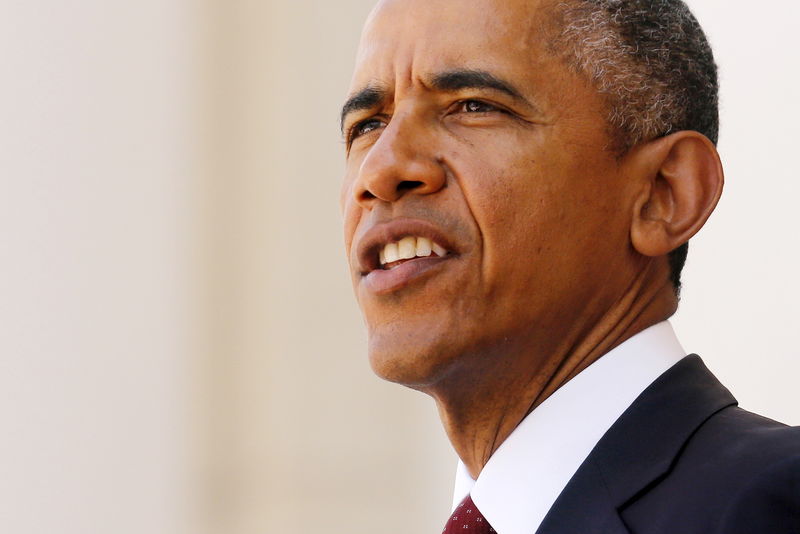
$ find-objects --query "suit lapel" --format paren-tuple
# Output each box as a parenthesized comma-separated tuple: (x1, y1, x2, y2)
(535, 355, 737, 534)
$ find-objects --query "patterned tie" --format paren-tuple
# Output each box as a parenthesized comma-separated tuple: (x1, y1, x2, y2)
(442, 494, 496, 533)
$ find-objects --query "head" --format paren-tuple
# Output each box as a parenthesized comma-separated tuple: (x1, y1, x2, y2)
(340, 0, 722, 388)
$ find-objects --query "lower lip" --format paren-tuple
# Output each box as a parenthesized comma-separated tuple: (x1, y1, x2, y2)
(362, 255, 452, 294)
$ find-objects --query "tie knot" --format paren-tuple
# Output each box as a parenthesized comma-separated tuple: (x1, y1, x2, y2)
(442, 495, 496, 533)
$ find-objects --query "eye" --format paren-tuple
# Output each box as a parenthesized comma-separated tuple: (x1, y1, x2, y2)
(459, 99, 500, 113)
(349, 118, 384, 142)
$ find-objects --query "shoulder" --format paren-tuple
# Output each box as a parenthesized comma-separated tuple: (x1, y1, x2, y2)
(713, 449, 800, 534)
(622, 406, 800, 533)
(699, 408, 800, 533)
(692, 406, 800, 467)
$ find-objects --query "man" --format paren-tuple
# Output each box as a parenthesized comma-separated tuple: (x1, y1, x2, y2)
(339, 0, 800, 532)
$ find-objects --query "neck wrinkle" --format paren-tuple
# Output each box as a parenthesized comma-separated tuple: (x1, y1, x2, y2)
(427, 259, 678, 479)
(531, 260, 677, 413)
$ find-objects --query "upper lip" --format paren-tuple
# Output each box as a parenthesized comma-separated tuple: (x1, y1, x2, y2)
(355, 217, 458, 274)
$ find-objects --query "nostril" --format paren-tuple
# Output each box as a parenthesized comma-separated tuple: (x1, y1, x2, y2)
(356, 179, 429, 204)
(398, 180, 424, 192)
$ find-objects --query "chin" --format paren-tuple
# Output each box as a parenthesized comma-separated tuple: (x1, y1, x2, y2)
(366, 332, 461, 390)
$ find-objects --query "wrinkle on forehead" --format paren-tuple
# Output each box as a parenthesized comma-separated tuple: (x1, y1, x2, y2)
(350, 0, 556, 95)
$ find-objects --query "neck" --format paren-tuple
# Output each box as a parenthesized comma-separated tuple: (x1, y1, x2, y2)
(424, 261, 678, 479)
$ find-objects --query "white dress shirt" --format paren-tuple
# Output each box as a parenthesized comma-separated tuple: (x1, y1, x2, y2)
(451, 321, 686, 534)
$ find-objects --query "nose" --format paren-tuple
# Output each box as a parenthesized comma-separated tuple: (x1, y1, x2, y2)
(353, 113, 446, 206)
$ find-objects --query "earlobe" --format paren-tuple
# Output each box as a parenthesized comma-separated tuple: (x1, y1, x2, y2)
(629, 131, 724, 257)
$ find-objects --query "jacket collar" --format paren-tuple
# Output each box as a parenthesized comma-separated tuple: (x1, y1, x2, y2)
(535, 355, 737, 534)
(456, 322, 686, 534)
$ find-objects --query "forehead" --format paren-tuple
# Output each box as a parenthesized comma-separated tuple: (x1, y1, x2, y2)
(350, 0, 555, 92)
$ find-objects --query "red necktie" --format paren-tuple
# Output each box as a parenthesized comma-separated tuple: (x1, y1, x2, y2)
(442, 495, 496, 533)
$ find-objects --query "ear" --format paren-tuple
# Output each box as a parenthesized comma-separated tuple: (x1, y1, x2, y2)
(627, 131, 724, 257)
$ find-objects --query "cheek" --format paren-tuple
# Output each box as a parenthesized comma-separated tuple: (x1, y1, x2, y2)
(458, 147, 560, 264)
(460, 139, 628, 301)
(454, 135, 534, 222)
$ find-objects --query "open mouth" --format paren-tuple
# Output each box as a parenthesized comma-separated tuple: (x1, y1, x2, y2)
(355, 218, 459, 294)
(378, 236, 449, 270)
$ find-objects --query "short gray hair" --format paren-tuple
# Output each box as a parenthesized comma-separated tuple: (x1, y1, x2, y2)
(552, 0, 719, 153)
(550, 0, 719, 292)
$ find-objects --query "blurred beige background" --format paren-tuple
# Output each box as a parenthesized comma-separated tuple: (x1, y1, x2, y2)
(1, 1, 798, 533)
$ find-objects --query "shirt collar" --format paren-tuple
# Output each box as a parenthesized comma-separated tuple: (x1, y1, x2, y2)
(451, 321, 686, 534)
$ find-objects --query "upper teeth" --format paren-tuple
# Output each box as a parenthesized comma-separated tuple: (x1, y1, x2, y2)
(379, 236, 447, 266)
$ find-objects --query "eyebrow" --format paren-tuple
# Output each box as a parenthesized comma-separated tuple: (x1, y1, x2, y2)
(339, 69, 532, 133)
(340, 85, 386, 133)
(428, 69, 526, 102)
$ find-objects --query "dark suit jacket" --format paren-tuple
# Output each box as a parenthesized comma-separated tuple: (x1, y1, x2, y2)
(536, 355, 800, 534)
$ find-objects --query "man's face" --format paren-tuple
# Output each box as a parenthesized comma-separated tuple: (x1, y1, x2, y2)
(341, 0, 643, 386)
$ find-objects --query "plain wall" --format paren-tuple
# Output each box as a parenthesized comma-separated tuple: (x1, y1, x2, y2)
(1, 1, 797, 533)
(0, 1, 198, 533)
(670, 1, 800, 427)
